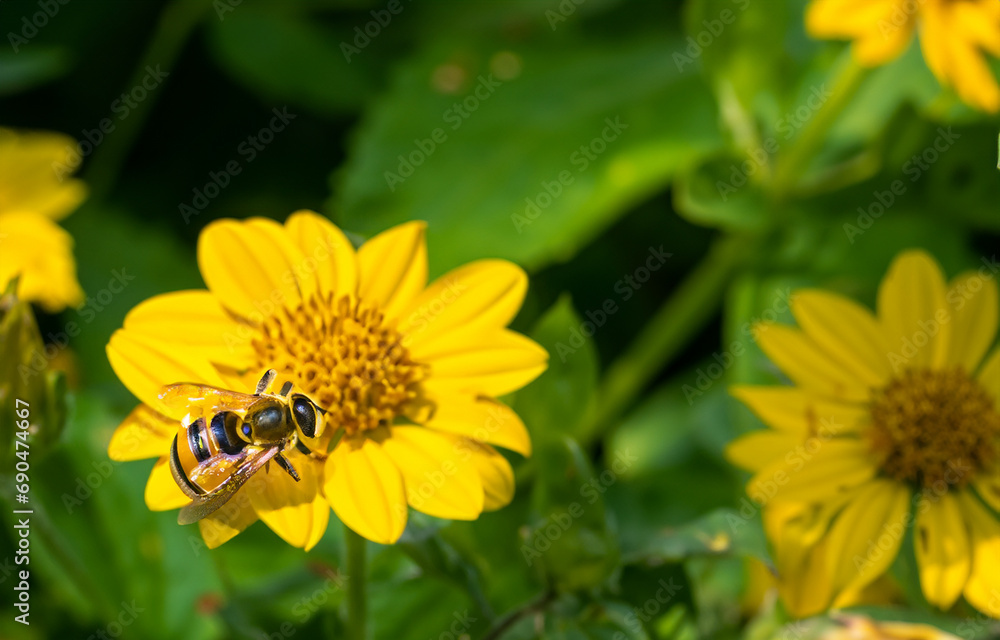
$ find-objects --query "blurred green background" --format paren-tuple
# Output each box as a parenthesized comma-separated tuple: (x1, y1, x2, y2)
(1, 0, 999, 638)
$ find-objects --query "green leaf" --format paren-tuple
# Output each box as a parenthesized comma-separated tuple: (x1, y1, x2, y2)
(673, 156, 770, 231)
(0, 47, 69, 96)
(207, 6, 379, 115)
(332, 36, 723, 273)
(626, 508, 773, 568)
(514, 296, 598, 441)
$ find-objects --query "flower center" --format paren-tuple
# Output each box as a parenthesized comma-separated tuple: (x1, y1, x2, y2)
(252, 294, 425, 437)
(867, 368, 1000, 489)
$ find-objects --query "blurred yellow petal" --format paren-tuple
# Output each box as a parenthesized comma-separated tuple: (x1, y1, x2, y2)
(284, 210, 357, 300)
(916, 492, 971, 608)
(791, 289, 892, 386)
(852, 21, 914, 66)
(755, 324, 871, 402)
(199, 501, 259, 549)
(730, 386, 867, 434)
(122, 290, 254, 368)
(248, 451, 326, 549)
(380, 426, 484, 520)
(726, 430, 802, 473)
(397, 259, 527, 344)
(805, 0, 904, 38)
(422, 396, 531, 457)
(463, 440, 515, 511)
(108, 404, 176, 461)
(197, 218, 305, 322)
(877, 250, 950, 371)
(145, 458, 190, 511)
(0, 128, 86, 220)
(324, 436, 407, 544)
(420, 329, 547, 397)
(959, 491, 1000, 618)
(748, 439, 876, 503)
(357, 221, 427, 322)
(106, 330, 229, 416)
(824, 479, 911, 606)
(946, 271, 998, 373)
(0, 212, 83, 312)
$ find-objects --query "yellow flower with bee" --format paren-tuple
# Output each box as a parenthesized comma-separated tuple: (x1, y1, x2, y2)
(806, 0, 1000, 112)
(727, 250, 1000, 617)
(0, 128, 86, 311)
(106, 211, 547, 549)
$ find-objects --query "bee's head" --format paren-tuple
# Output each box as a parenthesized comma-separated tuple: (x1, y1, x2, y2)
(290, 394, 325, 439)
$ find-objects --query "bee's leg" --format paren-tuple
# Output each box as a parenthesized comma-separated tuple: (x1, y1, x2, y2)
(274, 452, 301, 482)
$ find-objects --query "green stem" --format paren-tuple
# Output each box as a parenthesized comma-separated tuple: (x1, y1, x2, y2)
(771, 56, 868, 200)
(577, 233, 752, 447)
(83, 0, 212, 200)
(345, 525, 368, 640)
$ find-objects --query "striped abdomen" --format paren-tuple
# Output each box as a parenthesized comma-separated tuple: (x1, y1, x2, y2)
(169, 412, 248, 499)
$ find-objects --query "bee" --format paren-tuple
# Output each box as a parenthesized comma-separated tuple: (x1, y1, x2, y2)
(160, 369, 328, 525)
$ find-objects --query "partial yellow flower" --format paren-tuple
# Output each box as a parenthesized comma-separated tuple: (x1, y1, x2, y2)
(106, 211, 547, 550)
(806, 0, 1000, 112)
(0, 128, 86, 311)
(727, 249, 1000, 618)
(820, 614, 960, 640)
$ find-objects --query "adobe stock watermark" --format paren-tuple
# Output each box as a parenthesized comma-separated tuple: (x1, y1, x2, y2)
(843, 126, 960, 244)
(7, 0, 71, 53)
(51, 65, 170, 180)
(511, 116, 628, 233)
(545, 0, 586, 30)
(673, 0, 751, 72)
(384, 74, 503, 192)
(681, 287, 796, 405)
(716, 84, 832, 200)
(179, 107, 296, 223)
(340, 0, 412, 62)
(85, 599, 145, 640)
(553, 245, 672, 362)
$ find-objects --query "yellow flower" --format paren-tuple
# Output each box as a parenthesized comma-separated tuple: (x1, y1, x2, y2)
(0, 128, 86, 311)
(806, 0, 1000, 112)
(106, 211, 547, 550)
(820, 614, 960, 640)
(727, 250, 1000, 617)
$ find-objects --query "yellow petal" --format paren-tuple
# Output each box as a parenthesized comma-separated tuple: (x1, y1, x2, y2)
(199, 502, 259, 549)
(726, 430, 803, 472)
(977, 345, 1000, 406)
(878, 250, 951, 371)
(284, 210, 358, 300)
(379, 426, 484, 520)
(0, 212, 83, 311)
(805, 0, 905, 39)
(0, 128, 87, 220)
(958, 491, 1000, 617)
(791, 289, 892, 386)
(915, 491, 971, 608)
(853, 21, 914, 66)
(755, 324, 871, 402)
(946, 271, 998, 373)
(824, 479, 911, 606)
(248, 450, 326, 549)
(420, 329, 548, 397)
(730, 386, 868, 437)
(973, 464, 1000, 513)
(397, 259, 527, 344)
(919, 3, 1000, 113)
(106, 330, 229, 415)
(357, 221, 427, 322)
(145, 457, 190, 511)
(324, 436, 408, 544)
(121, 290, 254, 368)
(108, 404, 177, 461)
(747, 439, 876, 503)
(422, 396, 531, 457)
(463, 440, 515, 511)
(197, 218, 305, 322)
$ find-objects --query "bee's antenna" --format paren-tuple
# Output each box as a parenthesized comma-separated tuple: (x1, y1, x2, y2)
(278, 381, 293, 397)
(255, 369, 277, 395)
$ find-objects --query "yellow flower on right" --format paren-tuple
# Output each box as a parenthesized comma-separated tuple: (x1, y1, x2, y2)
(806, 0, 1000, 112)
(727, 250, 1000, 617)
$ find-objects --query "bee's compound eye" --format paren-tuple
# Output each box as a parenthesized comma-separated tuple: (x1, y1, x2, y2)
(292, 396, 317, 438)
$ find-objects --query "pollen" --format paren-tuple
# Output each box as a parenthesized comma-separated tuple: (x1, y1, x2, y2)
(867, 368, 1000, 489)
(252, 294, 426, 436)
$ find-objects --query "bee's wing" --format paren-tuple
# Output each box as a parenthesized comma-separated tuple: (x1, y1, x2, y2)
(176, 445, 278, 525)
(159, 383, 259, 421)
